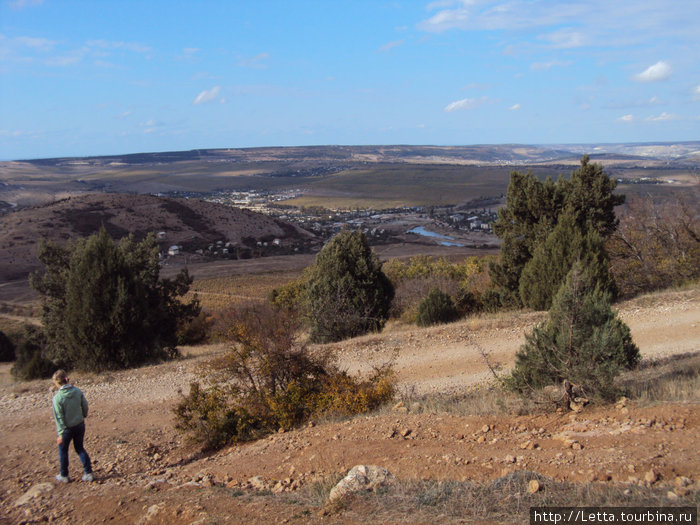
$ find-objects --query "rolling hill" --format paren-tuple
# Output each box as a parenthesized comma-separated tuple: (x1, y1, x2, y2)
(0, 193, 314, 282)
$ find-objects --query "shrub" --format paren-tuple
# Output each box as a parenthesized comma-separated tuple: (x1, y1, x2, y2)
(11, 326, 56, 381)
(176, 310, 213, 345)
(0, 330, 15, 362)
(416, 288, 459, 327)
(174, 302, 394, 450)
(385, 255, 492, 320)
(30, 228, 201, 372)
(306, 230, 394, 343)
(508, 262, 640, 402)
(480, 289, 502, 313)
(268, 270, 312, 315)
(455, 288, 480, 316)
(312, 367, 395, 419)
(608, 195, 700, 297)
(391, 276, 459, 323)
(173, 382, 265, 450)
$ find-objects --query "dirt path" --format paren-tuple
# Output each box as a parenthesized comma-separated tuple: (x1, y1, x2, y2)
(0, 287, 698, 524)
(330, 287, 700, 395)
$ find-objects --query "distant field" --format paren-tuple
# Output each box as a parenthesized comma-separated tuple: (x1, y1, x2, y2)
(284, 165, 534, 208)
(186, 270, 304, 311)
(4, 149, 697, 209)
(281, 164, 693, 209)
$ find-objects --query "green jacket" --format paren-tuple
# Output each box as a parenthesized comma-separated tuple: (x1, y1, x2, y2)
(52, 385, 88, 436)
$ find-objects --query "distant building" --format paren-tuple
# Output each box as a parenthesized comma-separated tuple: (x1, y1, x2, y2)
(168, 245, 180, 256)
(157, 231, 167, 240)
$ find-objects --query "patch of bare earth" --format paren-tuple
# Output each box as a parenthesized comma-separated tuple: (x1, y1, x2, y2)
(1, 287, 698, 524)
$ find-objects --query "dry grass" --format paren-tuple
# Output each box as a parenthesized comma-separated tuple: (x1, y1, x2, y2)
(393, 382, 537, 418)
(389, 350, 700, 420)
(617, 282, 700, 310)
(317, 472, 698, 524)
(618, 351, 700, 405)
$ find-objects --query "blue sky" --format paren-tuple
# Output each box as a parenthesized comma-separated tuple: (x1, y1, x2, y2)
(1, 0, 699, 159)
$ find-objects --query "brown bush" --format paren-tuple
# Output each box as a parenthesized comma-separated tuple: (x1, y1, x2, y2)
(608, 195, 700, 297)
(174, 302, 394, 449)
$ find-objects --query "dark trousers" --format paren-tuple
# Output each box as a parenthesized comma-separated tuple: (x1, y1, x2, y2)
(58, 421, 92, 477)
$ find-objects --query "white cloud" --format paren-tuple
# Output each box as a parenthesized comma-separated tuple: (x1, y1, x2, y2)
(14, 36, 56, 51)
(444, 96, 487, 112)
(237, 53, 269, 69)
(530, 60, 572, 71)
(426, 0, 457, 10)
(634, 61, 671, 82)
(617, 114, 634, 122)
(508, 103, 521, 111)
(462, 82, 491, 90)
(417, 0, 700, 54)
(694, 85, 700, 96)
(419, 0, 589, 33)
(45, 48, 88, 67)
(378, 39, 404, 52)
(86, 40, 153, 54)
(9, 0, 43, 8)
(193, 86, 221, 105)
(645, 112, 676, 121)
(178, 47, 200, 62)
(539, 28, 586, 48)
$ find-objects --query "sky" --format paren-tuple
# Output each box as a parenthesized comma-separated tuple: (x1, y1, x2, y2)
(1, 0, 699, 159)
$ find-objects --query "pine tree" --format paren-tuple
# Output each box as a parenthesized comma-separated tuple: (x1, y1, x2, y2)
(306, 230, 394, 343)
(489, 170, 564, 304)
(490, 157, 623, 304)
(31, 227, 200, 372)
(519, 210, 615, 311)
(508, 262, 639, 401)
(564, 155, 625, 237)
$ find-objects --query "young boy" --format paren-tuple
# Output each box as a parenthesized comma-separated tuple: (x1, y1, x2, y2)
(52, 370, 94, 482)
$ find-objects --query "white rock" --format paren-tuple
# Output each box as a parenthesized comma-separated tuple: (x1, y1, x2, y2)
(328, 465, 394, 502)
(138, 503, 166, 524)
(15, 482, 54, 507)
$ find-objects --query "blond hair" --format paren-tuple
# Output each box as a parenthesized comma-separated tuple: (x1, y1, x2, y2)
(52, 369, 68, 386)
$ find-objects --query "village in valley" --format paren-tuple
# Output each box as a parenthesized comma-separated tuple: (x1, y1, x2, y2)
(156, 188, 500, 262)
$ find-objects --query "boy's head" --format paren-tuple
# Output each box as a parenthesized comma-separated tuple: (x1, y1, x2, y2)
(52, 369, 68, 387)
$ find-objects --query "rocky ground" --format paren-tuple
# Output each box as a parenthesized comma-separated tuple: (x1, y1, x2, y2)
(0, 287, 698, 524)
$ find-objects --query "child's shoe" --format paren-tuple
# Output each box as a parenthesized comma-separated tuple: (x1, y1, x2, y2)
(56, 474, 69, 483)
(82, 473, 94, 482)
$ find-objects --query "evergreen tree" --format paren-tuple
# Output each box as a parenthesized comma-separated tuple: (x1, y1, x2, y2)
(306, 230, 394, 343)
(489, 171, 564, 305)
(416, 288, 459, 326)
(519, 210, 615, 311)
(563, 155, 625, 237)
(490, 156, 623, 304)
(31, 228, 200, 372)
(508, 262, 639, 401)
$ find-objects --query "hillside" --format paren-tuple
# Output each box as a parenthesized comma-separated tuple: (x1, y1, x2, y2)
(0, 193, 314, 282)
(0, 286, 698, 523)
